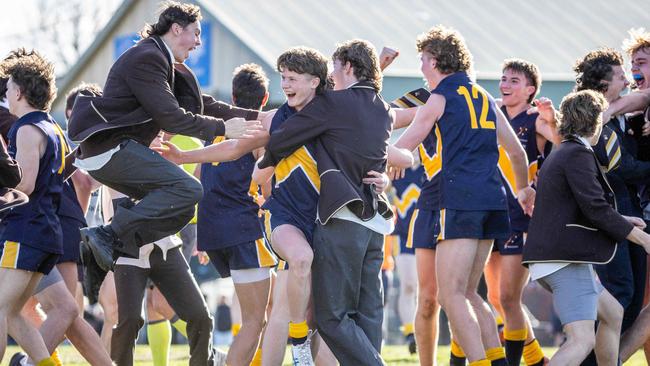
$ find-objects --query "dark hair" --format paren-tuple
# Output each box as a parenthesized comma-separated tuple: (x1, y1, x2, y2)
(140, 1, 201, 39)
(332, 39, 382, 92)
(558, 90, 608, 138)
(65, 82, 103, 113)
(0, 48, 37, 100)
(277, 47, 329, 94)
(574, 48, 624, 93)
(502, 58, 541, 103)
(416, 25, 472, 74)
(0, 49, 56, 111)
(232, 63, 268, 110)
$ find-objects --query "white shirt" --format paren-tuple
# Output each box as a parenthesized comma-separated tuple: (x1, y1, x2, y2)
(332, 205, 395, 235)
(115, 235, 182, 269)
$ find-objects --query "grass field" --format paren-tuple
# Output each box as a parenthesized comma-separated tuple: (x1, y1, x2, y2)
(1, 345, 648, 365)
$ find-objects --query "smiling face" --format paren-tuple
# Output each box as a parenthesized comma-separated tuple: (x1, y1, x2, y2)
(170, 21, 201, 62)
(631, 48, 650, 90)
(280, 68, 318, 111)
(499, 68, 535, 107)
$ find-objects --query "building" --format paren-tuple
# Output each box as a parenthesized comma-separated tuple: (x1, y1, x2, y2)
(52, 0, 647, 122)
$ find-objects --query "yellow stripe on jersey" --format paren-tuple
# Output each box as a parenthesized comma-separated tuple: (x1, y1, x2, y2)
(0, 241, 20, 269)
(248, 180, 260, 202)
(439, 209, 446, 241)
(419, 126, 443, 180)
(406, 209, 419, 249)
(394, 185, 421, 218)
(211, 136, 226, 167)
(498, 146, 538, 196)
(274, 146, 320, 192)
(263, 211, 273, 244)
(52, 123, 69, 174)
(255, 238, 276, 267)
(277, 260, 288, 271)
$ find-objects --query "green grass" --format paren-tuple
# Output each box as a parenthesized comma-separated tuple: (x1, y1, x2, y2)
(1, 345, 648, 365)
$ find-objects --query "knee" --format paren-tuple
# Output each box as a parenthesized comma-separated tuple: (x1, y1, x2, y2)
(117, 311, 144, 332)
(289, 249, 313, 277)
(41, 297, 79, 323)
(176, 177, 204, 205)
(604, 301, 624, 326)
(417, 293, 440, 319)
(499, 289, 522, 313)
(185, 307, 213, 330)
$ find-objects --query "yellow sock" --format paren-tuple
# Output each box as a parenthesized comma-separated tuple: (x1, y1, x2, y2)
(485, 346, 506, 361)
(469, 359, 491, 366)
(402, 322, 414, 336)
(36, 357, 56, 366)
(451, 339, 466, 357)
(232, 323, 242, 337)
(50, 350, 62, 366)
(170, 316, 188, 338)
(523, 339, 545, 365)
(249, 348, 262, 366)
(288, 320, 309, 339)
(504, 328, 528, 341)
(147, 319, 171, 366)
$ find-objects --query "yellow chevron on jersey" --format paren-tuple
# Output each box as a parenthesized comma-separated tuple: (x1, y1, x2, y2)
(52, 122, 68, 174)
(274, 146, 320, 192)
(497, 145, 536, 196)
(419, 126, 442, 180)
(394, 184, 421, 218)
(211, 136, 226, 167)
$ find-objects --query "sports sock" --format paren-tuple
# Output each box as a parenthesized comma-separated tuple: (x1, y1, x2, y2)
(232, 323, 242, 337)
(504, 328, 527, 365)
(486, 347, 507, 366)
(147, 319, 171, 366)
(170, 315, 188, 338)
(402, 322, 414, 336)
(469, 359, 491, 366)
(288, 320, 309, 345)
(523, 339, 545, 366)
(250, 348, 262, 366)
(35, 358, 56, 366)
(50, 350, 62, 366)
(450, 339, 467, 366)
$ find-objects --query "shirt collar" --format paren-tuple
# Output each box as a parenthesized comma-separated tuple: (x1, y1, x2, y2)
(159, 38, 175, 65)
(577, 136, 593, 151)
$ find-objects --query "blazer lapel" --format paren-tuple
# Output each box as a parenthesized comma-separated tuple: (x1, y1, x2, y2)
(151, 36, 175, 91)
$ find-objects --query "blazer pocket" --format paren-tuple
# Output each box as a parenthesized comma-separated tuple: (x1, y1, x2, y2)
(565, 223, 598, 231)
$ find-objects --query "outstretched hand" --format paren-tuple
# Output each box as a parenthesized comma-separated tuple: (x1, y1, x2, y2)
(152, 140, 183, 165)
(224, 118, 264, 139)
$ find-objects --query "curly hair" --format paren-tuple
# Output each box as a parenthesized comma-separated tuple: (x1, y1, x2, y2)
(232, 63, 269, 110)
(0, 48, 38, 100)
(140, 1, 202, 39)
(416, 25, 473, 74)
(65, 82, 103, 114)
(277, 47, 330, 94)
(0, 49, 56, 111)
(558, 90, 608, 138)
(574, 48, 624, 93)
(332, 39, 382, 92)
(623, 28, 650, 57)
(502, 58, 541, 103)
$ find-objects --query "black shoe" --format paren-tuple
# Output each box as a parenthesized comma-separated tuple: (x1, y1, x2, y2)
(9, 352, 26, 366)
(81, 240, 108, 304)
(406, 333, 417, 354)
(80, 226, 116, 272)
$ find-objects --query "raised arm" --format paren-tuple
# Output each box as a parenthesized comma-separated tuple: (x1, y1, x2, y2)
(394, 93, 444, 151)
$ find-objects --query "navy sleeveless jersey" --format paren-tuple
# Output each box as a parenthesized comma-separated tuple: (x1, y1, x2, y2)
(433, 72, 506, 210)
(197, 136, 263, 250)
(262, 103, 320, 228)
(0, 111, 64, 253)
(392, 165, 425, 236)
(497, 107, 541, 232)
(57, 129, 87, 225)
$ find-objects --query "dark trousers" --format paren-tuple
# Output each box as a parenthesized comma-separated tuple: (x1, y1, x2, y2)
(89, 139, 203, 252)
(111, 246, 215, 366)
(312, 219, 385, 366)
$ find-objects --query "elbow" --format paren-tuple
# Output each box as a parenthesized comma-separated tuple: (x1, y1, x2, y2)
(18, 182, 35, 196)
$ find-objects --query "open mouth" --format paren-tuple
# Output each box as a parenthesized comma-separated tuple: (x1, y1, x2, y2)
(285, 92, 296, 99)
(633, 73, 646, 89)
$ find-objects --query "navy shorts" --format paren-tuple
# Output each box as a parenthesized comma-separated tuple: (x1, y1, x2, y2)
(0, 240, 59, 274)
(439, 209, 510, 241)
(264, 200, 315, 245)
(206, 237, 277, 278)
(58, 217, 85, 264)
(405, 208, 439, 251)
(493, 231, 525, 255)
(395, 233, 414, 255)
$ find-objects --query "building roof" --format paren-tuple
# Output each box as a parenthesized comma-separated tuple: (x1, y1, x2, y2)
(198, 0, 647, 81)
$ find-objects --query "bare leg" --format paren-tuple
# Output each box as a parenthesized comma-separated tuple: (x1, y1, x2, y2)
(414, 248, 439, 366)
(594, 290, 623, 366)
(98, 271, 118, 352)
(621, 304, 650, 361)
(226, 275, 271, 366)
(435, 238, 485, 362)
(262, 270, 290, 366)
(549, 320, 595, 366)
